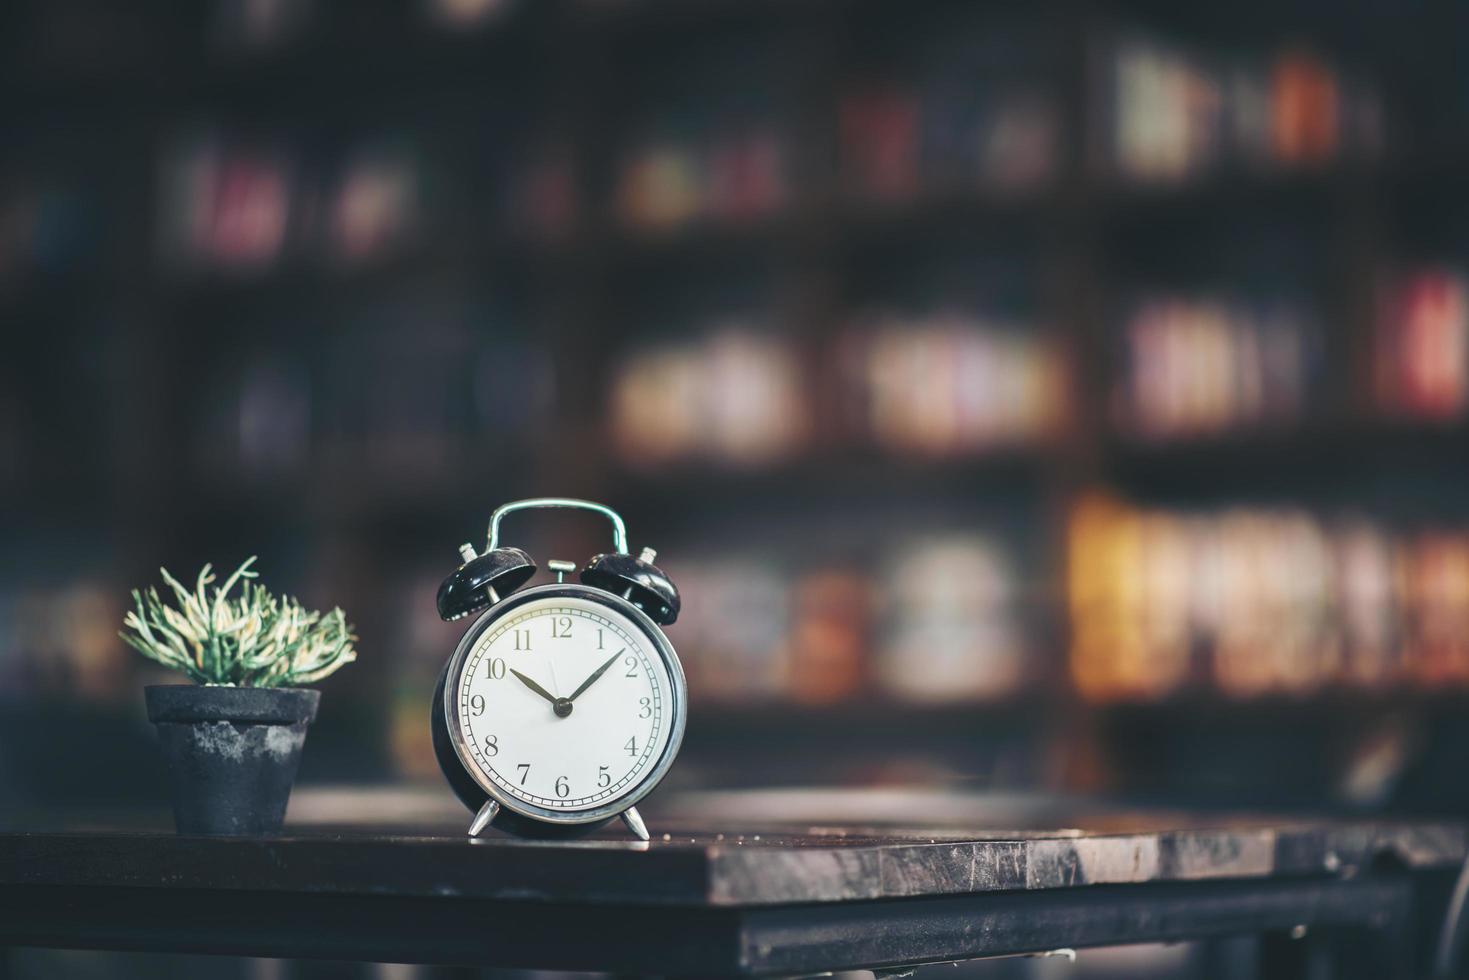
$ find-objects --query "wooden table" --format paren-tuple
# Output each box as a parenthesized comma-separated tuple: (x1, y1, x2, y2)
(0, 798, 1464, 977)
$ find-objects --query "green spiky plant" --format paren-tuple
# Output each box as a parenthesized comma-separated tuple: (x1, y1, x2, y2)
(120, 557, 357, 687)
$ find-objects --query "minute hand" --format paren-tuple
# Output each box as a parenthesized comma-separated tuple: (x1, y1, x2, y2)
(568, 650, 624, 702)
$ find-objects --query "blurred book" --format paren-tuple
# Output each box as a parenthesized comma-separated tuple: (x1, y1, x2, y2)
(0, 582, 128, 703)
(1069, 493, 1469, 702)
(158, 131, 429, 275)
(1207, 509, 1339, 698)
(1401, 531, 1469, 687)
(786, 570, 872, 706)
(874, 536, 1028, 703)
(660, 530, 1033, 709)
(1068, 495, 1195, 702)
(616, 121, 788, 232)
(668, 558, 791, 705)
(1374, 267, 1469, 421)
(841, 83, 1056, 202)
(1114, 291, 1322, 441)
(613, 53, 791, 235)
(158, 134, 297, 273)
(1335, 520, 1399, 688)
(611, 323, 809, 468)
(841, 308, 1066, 455)
(1098, 35, 1380, 183)
(841, 15, 1057, 203)
(323, 140, 423, 267)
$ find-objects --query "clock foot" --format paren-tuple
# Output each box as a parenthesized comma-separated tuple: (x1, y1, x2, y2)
(468, 799, 500, 838)
(620, 806, 650, 841)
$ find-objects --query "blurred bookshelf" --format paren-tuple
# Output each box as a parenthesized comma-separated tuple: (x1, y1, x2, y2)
(4, 0, 1469, 811)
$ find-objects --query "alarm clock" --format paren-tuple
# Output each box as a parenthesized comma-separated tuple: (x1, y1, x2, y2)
(431, 497, 685, 840)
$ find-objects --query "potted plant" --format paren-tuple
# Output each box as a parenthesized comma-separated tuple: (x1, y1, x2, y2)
(120, 557, 357, 835)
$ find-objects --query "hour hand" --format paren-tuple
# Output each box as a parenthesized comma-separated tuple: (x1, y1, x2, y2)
(509, 668, 556, 704)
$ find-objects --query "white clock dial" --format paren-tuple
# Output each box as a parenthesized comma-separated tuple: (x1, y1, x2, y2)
(454, 594, 674, 812)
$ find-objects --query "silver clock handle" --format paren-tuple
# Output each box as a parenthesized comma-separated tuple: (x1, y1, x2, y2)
(487, 498, 629, 556)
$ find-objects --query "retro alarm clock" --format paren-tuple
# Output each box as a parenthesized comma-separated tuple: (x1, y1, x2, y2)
(432, 497, 684, 840)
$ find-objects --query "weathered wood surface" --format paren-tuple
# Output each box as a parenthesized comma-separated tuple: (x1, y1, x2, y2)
(0, 815, 1460, 907)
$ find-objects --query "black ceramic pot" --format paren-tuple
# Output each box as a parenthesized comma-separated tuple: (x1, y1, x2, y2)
(144, 685, 320, 835)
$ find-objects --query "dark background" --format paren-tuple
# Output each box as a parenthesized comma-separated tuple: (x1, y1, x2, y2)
(3, 0, 1469, 975)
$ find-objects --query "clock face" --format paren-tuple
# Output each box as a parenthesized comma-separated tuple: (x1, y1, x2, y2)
(449, 590, 679, 817)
